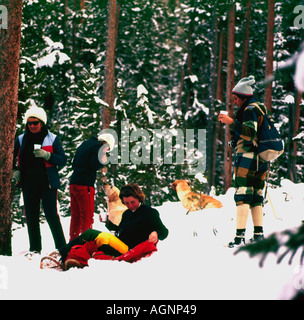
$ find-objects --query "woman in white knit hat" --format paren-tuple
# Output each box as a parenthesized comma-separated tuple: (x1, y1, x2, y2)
(69, 132, 115, 241)
(218, 76, 270, 247)
(13, 106, 67, 257)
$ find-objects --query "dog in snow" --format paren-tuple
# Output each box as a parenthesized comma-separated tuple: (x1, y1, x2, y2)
(103, 183, 127, 225)
(172, 179, 223, 213)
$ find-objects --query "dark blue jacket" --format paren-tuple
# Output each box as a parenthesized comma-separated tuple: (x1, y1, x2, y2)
(70, 136, 104, 187)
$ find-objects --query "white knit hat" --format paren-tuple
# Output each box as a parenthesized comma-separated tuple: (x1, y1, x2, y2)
(232, 75, 255, 96)
(24, 106, 47, 124)
(97, 133, 115, 151)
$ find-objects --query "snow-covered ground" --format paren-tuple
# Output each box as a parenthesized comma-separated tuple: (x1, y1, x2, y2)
(1, 179, 304, 300)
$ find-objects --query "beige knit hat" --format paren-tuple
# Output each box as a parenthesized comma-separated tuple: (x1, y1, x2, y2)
(232, 75, 255, 96)
(24, 106, 48, 124)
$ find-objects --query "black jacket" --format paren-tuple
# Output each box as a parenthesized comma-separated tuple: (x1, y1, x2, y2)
(14, 127, 67, 189)
(70, 136, 104, 187)
(106, 204, 169, 249)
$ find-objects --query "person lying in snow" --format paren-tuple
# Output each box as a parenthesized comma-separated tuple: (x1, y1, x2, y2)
(41, 183, 169, 270)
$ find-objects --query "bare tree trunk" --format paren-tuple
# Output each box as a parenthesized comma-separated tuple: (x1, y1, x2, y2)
(178, 28, 192, 114)
(288, 90, 302, 181)
(241, 0, 251, 77)
(207, 7, 219, 191)
(185, 31, 193, 114)
(178, 66, 184, 111)
(294, 90, 302, 145)
(63, 0, 68, 49)
(72, 0, 77, 76)
(216, 27, 226, 174)
(98, 0, 120, 194)
(216, 29, 224, 102)
(224, 2, 235, 191)
(264, 0, 275, 111)
(101, 0, 119, 129)
(72, 0, 86, 76)
(0, 0, 23, 256)
(293, 90, 302, 179)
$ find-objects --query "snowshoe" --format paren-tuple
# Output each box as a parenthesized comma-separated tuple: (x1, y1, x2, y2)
(40, 256, 64, 271)
(48, 250, 63, 261)
(40, 251, 64, 270)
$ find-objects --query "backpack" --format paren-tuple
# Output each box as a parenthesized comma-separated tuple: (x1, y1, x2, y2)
(251, 103, 284, 162)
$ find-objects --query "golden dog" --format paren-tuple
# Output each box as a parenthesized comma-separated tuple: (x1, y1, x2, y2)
(103, 183, 127, 225)
(172, 179, 223, 213)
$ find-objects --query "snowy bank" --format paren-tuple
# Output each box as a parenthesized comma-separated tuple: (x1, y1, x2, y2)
(1, 179, 304, 300)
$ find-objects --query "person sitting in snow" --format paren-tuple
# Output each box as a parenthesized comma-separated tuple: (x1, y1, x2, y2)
(69, 132, 115, 241)
(218, 75, 270, 247)
(43, 183, 169, 269)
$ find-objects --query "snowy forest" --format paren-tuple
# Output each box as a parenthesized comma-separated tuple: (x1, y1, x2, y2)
(1, 0, 304, 255)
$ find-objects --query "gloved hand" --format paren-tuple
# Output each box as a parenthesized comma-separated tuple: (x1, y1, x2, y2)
(12, 170, 21, 183)
(33, 149, 51, 161)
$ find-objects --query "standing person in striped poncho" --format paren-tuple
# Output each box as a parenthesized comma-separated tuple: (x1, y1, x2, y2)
(218, 76, 270, 247)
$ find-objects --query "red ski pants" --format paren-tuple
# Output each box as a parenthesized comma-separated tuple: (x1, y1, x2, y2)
(69, 184, 95, 241)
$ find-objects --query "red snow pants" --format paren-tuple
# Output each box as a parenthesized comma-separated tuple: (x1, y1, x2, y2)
(69, 184, 95, 241)
(65, 240, 158, 268)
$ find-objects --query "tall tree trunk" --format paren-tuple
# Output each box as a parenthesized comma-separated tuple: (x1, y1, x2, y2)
(178, 66, 185, 111)
(72, 0, 77, 76)
(185, 28, 193, 115)
(241, 0, 251, 77)
(216, 28, 224, 102)
(293, 90, 302, 181)
(178, 27, 192, 115)
(72, 0, 86, 76)
(288, 90, 302, 181)
(264, 0, 275, 111)
(0, 0, 23, 256)
(98, 0, 120, 193)
(101, 0, 119, 129)
(63, 0, 68, 49)
(207, 6, 219, 191)
(216, 27, 226, 175)
(224, 2, 235, 191)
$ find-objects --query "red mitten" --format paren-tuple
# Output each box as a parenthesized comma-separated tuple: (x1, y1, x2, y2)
(115, 240, 157, 263)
